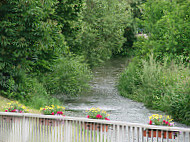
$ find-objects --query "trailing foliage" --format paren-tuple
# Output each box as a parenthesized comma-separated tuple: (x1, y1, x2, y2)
(118, 55, 190, 125)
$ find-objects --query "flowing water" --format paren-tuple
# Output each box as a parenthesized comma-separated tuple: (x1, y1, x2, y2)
(63, 57, 188, 128)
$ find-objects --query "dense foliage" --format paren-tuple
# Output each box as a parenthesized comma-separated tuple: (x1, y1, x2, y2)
(0, 0, 135, 109)
(75, 0, 134, 66)
(118, 0, 190, 125)
(0, 0, 91, 108)
(134, 0, 190, 60)
(118, 56, 190, 125)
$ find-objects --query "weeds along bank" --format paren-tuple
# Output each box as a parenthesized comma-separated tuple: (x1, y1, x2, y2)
(118, 55, 190, 125)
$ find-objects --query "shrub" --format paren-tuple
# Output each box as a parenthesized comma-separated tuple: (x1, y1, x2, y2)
(43, 56, 92, 96)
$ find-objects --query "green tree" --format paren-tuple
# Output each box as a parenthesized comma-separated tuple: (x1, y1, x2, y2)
(134, 0, 190, 61)
(75, 0, 133, 66)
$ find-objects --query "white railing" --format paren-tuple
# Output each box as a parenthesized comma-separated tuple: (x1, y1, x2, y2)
(0, 112, 190, 142)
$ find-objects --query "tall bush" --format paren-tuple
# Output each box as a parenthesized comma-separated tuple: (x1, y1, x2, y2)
(118, 55, 190, 125)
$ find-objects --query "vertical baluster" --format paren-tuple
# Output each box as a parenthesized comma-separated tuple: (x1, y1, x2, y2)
(61, 119, 63, 142)
(171, 131, 174, 142)
(177, 130, 179, 142)
(97, 123, 100, 142)
(183, 132, 185, 142)
(189, 132, 190, 142)
(77, 121, 79, 142)
(156, 130, 158, 142)
(56, 119, 61, 142)
(93, 123, 96, 142)
(20, 116, 22, 142)
(90, 123, 92, 142)
(132, 127, 135, 142)
(83, 121, 85, 142)
(166, 131, 169, 142)
(80, 121, 82, 142)
(118, 125, 121, 142)
(137, 127, 139, 142)
(87, 122, 89, 142)
(12, 117, 15, 142)
(145, 129, 148, 142)
(100, 124, 103, 142)
(64, 119, 67, 142)
(104, 124, 107, 142)
(141, 127, 144, 142)
(128, 126, 131, 142)
(161, 130, 164, 142)
(107, 125, 111, 142)
(150, 129, 153, 142)
(111, 124, 115, 142)
(73, 120, 76, 142)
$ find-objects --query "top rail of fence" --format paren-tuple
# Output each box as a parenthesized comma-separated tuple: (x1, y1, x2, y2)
(0, 112, 189, 132)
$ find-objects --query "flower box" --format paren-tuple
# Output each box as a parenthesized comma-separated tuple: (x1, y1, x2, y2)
(84, 123, 109, 132)
(143, 129, 177, 139)
(39, 118, 56, 126)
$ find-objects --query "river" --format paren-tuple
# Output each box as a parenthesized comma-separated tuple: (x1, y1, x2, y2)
(63, 57, 187, 128)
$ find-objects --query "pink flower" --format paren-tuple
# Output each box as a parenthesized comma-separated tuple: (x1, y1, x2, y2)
(165, 121, 168, 125)
(57, 111, 63, 115)
(51, 112, 55, 115)
(149, 120, 152, 125)
(19, 111, 22, 113)
(5, 110, 8, 112)
(163, 120, 166, 123)
(105, 117, 110, 120)
(11, 109, 16, 112)
(96, 114, 102, 119)
(43, 108, 46, 110)
(87, 115, 89, 118)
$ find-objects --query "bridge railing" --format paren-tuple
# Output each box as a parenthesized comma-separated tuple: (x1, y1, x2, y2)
(0, 112, 190, 142)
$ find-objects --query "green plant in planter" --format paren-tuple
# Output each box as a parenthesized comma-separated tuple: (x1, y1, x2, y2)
(40, 105, 65, 115)
(86, 107, 110, 120)
(4, 101, 29, 113)
(148, 114, 174, 126)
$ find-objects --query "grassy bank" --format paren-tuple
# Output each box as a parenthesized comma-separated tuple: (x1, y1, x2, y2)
(118, 56, 190, 125)
(0, 96, 40, 114)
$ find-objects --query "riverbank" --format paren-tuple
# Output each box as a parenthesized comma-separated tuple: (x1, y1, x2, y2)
(118, 56, 190, 126)
(0, 96, 40, 114)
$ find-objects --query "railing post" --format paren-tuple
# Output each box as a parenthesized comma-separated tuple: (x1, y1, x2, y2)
(22, 114, 25, 142)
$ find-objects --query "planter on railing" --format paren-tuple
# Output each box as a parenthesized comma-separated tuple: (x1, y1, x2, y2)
(143, 129, 177, 139)
(85, 123, 109, 132)
(39, 118, 57, 126)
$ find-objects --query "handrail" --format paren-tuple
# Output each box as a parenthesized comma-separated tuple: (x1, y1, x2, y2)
(0, 112, 189, 132)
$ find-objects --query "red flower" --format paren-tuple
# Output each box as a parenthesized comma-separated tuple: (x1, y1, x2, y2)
(149, 120, 152, 125)
(5, 110, 8, 112)
(11, 109, 16, 112)
(105, 117, 110, 120)
(165, 121, 168, 125)
(57, 111, 63, 115)
(96, 114, 102, 119)
(51, 112, 55, 115)
(87, 115, 89, 118)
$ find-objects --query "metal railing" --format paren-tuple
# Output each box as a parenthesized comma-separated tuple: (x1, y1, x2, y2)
(0, 112, 190, 142)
